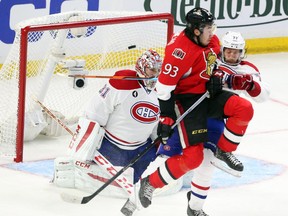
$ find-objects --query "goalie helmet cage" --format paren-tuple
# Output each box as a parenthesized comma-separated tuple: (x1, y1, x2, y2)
(0, 11, 174, 162)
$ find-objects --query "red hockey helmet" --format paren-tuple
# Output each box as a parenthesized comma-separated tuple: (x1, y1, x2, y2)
(135, 49, 162, 90)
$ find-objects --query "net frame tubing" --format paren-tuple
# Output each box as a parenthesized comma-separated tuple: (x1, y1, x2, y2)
(16, 12, 174, 162)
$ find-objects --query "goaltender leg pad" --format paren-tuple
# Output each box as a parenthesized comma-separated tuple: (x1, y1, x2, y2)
(53, 156, 75, 188)
(74, 159, 134, 198)
(67, 117, 105, 161)
(93, 150, 134, 196)
(53, 156, 135, 198)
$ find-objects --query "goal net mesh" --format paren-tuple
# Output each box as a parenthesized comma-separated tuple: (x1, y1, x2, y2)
(0, 11, 172, 161)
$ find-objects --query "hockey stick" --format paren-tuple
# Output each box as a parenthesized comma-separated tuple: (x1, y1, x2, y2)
(31, 96, 74, 136)
(61, 91, 209, 204)
(31, 96, 137, 196)
(68, 74, 157, 81)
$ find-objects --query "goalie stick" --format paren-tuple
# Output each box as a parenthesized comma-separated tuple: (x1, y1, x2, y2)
(32, 96, 74, 136)
(32, 96, 137, 199)
(68, 74, 157, 81)
(61, 91, 210, 204)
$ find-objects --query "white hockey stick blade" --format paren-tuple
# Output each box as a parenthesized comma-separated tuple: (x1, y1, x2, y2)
(211, 159, 242, 178)
(60, 192, 83, 204)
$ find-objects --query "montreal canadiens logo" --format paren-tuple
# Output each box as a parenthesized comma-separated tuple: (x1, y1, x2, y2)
(130, 102, 160, 123)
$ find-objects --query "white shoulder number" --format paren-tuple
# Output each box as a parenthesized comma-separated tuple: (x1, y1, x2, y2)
(162, 63, 179, 77)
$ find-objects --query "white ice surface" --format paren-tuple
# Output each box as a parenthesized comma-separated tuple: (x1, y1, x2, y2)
(1, 52, 288, 215)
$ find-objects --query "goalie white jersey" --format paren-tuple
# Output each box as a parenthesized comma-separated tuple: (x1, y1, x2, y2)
(84, 69, 160, 150)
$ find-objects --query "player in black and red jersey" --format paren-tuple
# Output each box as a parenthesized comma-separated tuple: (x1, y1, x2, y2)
(138, 7, 255, 216)
(157, 30, 270, 215)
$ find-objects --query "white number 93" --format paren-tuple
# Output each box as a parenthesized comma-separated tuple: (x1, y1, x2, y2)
(162, 63, 179, 77)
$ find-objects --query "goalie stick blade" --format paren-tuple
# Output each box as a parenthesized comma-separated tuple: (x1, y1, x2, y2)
(60, 192, 84, 204)
(210, 160, 242, 178)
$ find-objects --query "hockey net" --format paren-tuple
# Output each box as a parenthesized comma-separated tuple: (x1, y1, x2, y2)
(0, 11, 174, 162)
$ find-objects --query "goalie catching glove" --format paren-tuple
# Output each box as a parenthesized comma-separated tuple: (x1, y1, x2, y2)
(157, 116, 174, 144)
(226, 74, 254, 91)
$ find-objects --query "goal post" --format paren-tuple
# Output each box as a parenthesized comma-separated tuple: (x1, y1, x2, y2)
(0, 11, 174, 162)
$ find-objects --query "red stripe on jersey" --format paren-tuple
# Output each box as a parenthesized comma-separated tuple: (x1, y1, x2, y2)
(105, 130, 141, 144)
(175, 101, 190, 148)
(219, 65, 236, 75)
(240, 60, 259, 73)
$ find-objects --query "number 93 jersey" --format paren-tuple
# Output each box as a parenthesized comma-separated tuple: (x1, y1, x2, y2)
(157, 31, 220, 100)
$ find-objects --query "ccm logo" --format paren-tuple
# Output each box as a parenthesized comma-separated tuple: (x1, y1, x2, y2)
(191, 129, 207, 135)
(75, 160, 91, 169)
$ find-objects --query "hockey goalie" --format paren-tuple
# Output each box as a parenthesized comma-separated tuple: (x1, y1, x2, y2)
(52, 50, 183, 216)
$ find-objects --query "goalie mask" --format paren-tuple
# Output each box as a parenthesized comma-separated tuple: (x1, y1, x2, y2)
(135, 49, 162, 90)
(221, 31, 246, 65)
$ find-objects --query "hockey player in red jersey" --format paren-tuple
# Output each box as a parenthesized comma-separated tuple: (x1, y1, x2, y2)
(53, 50, 162, 216)
(138, 7, 255, 215)
(157, 31, 270, 215)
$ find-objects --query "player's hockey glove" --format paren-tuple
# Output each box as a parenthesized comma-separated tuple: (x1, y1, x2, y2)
(157, 116, 174, 144)
(206, 69, 224, 98)
(227, 74, 254, 91)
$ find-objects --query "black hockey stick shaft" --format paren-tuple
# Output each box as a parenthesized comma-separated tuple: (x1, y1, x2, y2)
(80, 91, 209, 204)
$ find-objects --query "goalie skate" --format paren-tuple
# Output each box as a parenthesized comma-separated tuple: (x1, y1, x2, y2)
(120, 199, 137, 216)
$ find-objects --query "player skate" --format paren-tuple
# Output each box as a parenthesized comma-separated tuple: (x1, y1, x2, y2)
(187, 191, 209, 216)
(211, 147, 243, 177)
(138, 177, 155, 208)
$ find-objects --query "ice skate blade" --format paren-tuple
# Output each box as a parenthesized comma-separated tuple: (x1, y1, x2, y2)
(211, 160, 242, 177)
